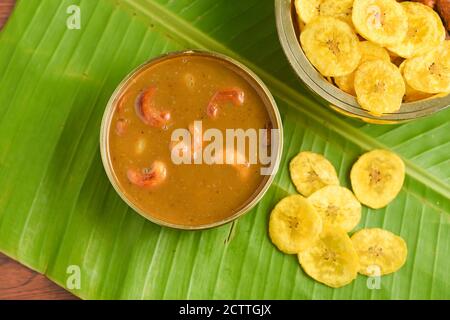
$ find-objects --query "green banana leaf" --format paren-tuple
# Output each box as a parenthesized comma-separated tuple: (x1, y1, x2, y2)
(0, 0, 449, 300)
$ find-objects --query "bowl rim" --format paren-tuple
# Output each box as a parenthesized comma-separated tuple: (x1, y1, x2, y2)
(100, 50, 284, 230)
(275, 0, 450, 122)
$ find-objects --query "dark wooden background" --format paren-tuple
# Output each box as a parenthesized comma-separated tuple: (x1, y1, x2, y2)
(0, 253, 77, 300)
(0, 0, 77, 300)
(0, 0, 15, 28)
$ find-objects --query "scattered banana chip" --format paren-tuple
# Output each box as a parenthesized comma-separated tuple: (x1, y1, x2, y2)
(290, 151, 340, 197)
(351, 228, 407, 276)
(335, 41, 390, 95)
(388, 2, 445, 59)
(295, 0, 354, 25)
(270, 150, 410, 288)
(354, 60, 405, 115)
(308, 186, 362, 232)
(403, 41, 450, 94)
(300, 17, 361, 77)
(298, 228, 359, 288)
(352, 0, 408, 47)
(350, 149, 405, 209)
(269, 195, 323, 254)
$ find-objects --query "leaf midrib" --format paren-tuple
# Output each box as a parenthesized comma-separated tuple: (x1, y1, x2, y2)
(120, 0, 450, 203)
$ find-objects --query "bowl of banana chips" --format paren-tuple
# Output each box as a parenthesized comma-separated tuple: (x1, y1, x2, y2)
(275, 0, 450, 123)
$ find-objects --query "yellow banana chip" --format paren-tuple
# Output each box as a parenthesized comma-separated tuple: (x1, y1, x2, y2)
(300, 17, 361, 77)
(297, 16, 307, 33)
(350, 149, 405, 209)
(398, 61, 433, 102)
(352, 0, 408, 47)
(404, 84, 434, 102)
(335, 41, 390, 95)
(308, 186, 362, 232)
(388, 2, 445, 59)
(358, 40, 392, 62)
(295, 0, 354, 25)
(290, 151, 340, 197)
(295, 0, 320, 24)
(269, 195, 323, 254)
(298, 228, 359, 288)
(354, 60, 405, 115)
(334, 72, 356, 96)
(403, 41, 450, 94)
(351, 228, 407, 276)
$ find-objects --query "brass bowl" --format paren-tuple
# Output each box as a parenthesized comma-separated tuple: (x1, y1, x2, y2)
(100, 50, 283, 230)
(275, 0, 450, 123)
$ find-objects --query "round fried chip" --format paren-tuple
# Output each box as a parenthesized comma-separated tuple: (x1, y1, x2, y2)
(403, 41, 450, 94)
(300, 17, 361, 77)
(334, 72, 356, 96)
(354, 60, 405, 115)
(399, 61, 433, 102)
(351, 228, 407, 276)
(308, 186, 362, 232)
(335, 41, 390, 95)
(358, 40, 392, 62)
(388, 2, 445, 59)
(350, 149, 405, 209)
(295, 0, 320, 24)
(269, 195, 323, 254)
(352, 0, 408, 47)
(290, 151, 340, 197)
(298, 228, 359, 288)
(295, 0, 354, 25)
(404, 83, 434, 102)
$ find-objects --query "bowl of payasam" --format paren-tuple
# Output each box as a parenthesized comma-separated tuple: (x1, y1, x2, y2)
(100, 51, 283, 230)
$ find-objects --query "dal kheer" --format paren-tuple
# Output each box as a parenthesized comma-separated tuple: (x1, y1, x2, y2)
(101, 51, 281, 229)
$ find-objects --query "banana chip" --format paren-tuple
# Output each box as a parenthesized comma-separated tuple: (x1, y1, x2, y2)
(358, 40, 391, 62)
(300, 17, 361, 77)
(295, 0, 354, 25)
(334, 72, 356, 96)
(350, 149, 405, 209)
(352, 0, 408, 47)
(308, 186, 362, 232)
(354, 60, 405, 115)
(298, 229, 359, 288)
(335, 41, 390, 95)
(269, 195, 323, 254)
(388, 2, 445, 59)
(398, 61, 434, 102)
(404, 84, 434, 102)
(295, 0, 319, 24)
(290, 151, 340, 197)
(351, 228, 407, 276)
(403, 41, 450, 94)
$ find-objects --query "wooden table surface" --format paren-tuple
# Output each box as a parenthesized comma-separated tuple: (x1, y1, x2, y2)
(0, 0, 15, 28)
(0, 0, 77, 301)
(0, 253, 78, 300)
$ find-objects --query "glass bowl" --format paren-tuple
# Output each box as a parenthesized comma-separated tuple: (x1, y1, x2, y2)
(275, 0, 450, 123)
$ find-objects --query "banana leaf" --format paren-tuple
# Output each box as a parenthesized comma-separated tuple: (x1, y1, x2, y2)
(0, 0, 449, 300)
